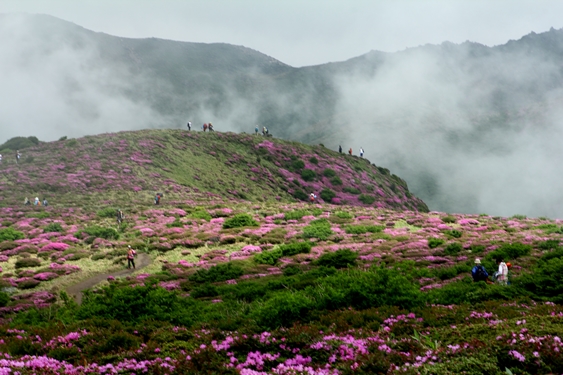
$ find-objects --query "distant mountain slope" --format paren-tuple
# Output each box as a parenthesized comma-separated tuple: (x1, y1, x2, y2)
(0, 129, 428, 212)
(3, 13, 563, 217)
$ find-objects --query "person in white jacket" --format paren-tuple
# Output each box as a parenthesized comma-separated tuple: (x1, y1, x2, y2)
(496, 259, 509, 285)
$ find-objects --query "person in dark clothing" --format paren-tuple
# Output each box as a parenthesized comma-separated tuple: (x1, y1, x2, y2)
(339, 145, 342, 153)
(471, 258, 489, 282)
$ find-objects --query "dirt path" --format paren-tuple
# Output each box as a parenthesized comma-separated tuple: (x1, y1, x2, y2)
(66, 253, 152, 304)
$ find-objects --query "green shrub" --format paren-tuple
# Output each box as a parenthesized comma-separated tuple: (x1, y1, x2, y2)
(44, 223, 64, 233)
(0, 292, 9, 307)
(166, 218, 184, 228)
(444, 229, 462, 238)
(191, 283, 219, 298)
(190, 210, 212, 221)
(189, 263, 244, 283)
(301, 169, 316, 181)
(334, 211, 353, 219)
(469, 244, 485, 254)
(252, 291, 313, 329)
(27, 212, 50, 219)
(97, 207, 118, 218)
(330, 176, 343, 185)
(292, 190, 308, 201)
(303, 219, 333, 240)
(343, 187, 361, 195)
(0, 136, 40, 150)
(78, 226, 119, 240)
(314, 249, 357, 268)
(358, 194, 376, 205)
(284, 209, 310, 221)
(428, 238, 444, 249)
(511, 214, 527, 220)
(344, 225, 384, 234)
(443, 242, 463, 255)
(320, 188, 336, 202)
(487, 242, 532, 261)
(280, 242, 312, 256)
(15, 258, 41, 269)
(537, 239, 560, 251)
(222, 214, 259, 229)
(442, 216, 457, 223)
(283, 266, 302, 276)
(291, 159, 305, 170)
(254, 248, 283, 265)
(309, 157, 319, 165)
(0, 227, 25, 242)
(322, 168, 337, 177)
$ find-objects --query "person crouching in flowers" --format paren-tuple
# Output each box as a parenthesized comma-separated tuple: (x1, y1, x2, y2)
(471, 258, 490, 283)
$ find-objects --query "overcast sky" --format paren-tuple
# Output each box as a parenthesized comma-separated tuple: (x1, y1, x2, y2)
(2, 0, 563, 67)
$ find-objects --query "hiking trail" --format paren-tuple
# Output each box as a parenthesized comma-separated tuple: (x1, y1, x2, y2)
(65, 253, 152, 304)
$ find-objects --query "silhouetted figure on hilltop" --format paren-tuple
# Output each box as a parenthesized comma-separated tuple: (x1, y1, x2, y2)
(208, 123, 214, 132)
(348, 148, 352, 156)
(203, 123, 208, 132)
(187, 121, 191, 131)
(360, 147, 364, 158)
(255, 126, 259, 135)
(338, 145, 342, 153)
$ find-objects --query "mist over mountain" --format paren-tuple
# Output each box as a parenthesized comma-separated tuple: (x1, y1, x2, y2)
(2, 13, 563, 218)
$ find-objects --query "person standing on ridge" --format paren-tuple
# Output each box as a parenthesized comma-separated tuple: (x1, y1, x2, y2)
(16, 150, 21, 164)
(187, 121, 191, 131)
(208, 123, 214, 132)
(203, 123, 208, 132)
(359, 147, 364, 158)
(338, 145, 342, 153)
(255, 126, 259, 135)
(348, 148, 352, 155)
(0, 154, 2, 163)
(127, 245, 137, 269)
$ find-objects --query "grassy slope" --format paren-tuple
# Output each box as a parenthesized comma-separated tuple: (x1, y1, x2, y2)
(0, 129, 427, 212)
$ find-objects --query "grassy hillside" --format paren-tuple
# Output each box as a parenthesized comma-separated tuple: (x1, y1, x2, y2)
(1, 180, 563, 372)
(0, 129, 427, 212)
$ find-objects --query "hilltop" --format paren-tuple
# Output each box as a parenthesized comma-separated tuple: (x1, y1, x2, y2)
(0, 129, 427, 212)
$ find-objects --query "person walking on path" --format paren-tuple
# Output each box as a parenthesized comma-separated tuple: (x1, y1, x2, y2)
(187, 121, 191, 131)
(471, 259, 489, 283)
(359, 147, 364, 158)
(127, 245, 137, 269)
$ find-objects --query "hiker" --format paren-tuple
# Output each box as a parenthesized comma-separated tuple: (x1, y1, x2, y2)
(338, 145, 342, 154)
(262, 127, 266, 136)
(34, 197, 39, 206)
(24, 197, 30, 206)
(187, 121, 191, 131)
(208, 123, 214, 132)
(16, 150, 21, 164)
(348, 148, 352, 156)
(471, 258, 489, 282)
(154, 193, 161, 205)
(496, 259, 509, 285)
(203, 123, 208, 132)
(359, 147, 364, 158)
(42, 198, 48, 206)
(309, 193, 317, 204)
(117, 209, 124, 225)
(127, 245, 137, 269)
(0, 154, 2, 163)
(255, 126, 259, 135)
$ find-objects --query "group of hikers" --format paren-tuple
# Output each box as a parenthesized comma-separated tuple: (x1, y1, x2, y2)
(0, 150, 22, 164)
(185, 121, 215, 132)
(24, 197, 48, 206)
(339, 145, 364, 158)
(471, 258, 511, 285)
(255, 126, 271, 136)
